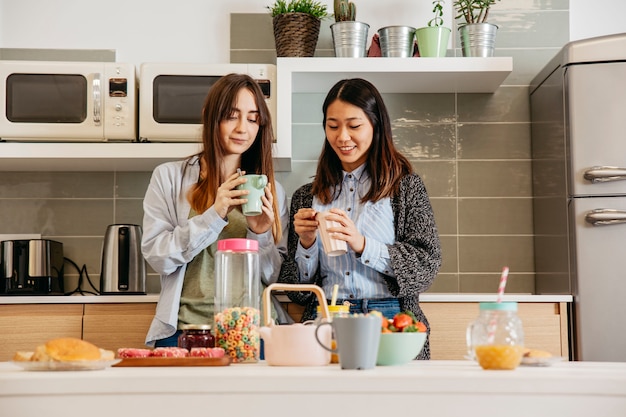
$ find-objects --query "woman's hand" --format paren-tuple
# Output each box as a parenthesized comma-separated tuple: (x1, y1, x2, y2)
(213, 171, 248, 219)
(324, 208, 366, 255)
(294, 208, 318, 249)
(246, 182, 275, 235)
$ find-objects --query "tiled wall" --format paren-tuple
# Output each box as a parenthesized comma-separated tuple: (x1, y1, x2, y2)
(0, 1, 570, 295)
(231, 0, 570, 294)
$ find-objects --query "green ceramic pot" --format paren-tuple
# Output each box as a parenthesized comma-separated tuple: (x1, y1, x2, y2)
(415, 26, 451, 57)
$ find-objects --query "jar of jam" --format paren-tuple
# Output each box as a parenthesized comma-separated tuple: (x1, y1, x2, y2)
(178, 324, 215, 350)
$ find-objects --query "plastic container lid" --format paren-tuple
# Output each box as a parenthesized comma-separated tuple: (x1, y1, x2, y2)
(479, 302, 518, 311)
(217, 238, 258, 252)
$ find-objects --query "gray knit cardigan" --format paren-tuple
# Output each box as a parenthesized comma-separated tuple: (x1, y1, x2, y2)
(277, 173, 442, 360)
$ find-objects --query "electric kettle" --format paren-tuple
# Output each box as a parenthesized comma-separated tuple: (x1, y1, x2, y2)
(100, 224, 146, 295)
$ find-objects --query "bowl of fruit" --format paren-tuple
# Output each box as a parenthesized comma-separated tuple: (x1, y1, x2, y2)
(375, 311, 427, 366)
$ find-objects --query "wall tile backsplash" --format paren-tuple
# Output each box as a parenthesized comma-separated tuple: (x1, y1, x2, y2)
(0, 2, 570, 295)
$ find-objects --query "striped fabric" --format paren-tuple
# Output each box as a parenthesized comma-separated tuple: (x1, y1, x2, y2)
(295, 164, 395, 300)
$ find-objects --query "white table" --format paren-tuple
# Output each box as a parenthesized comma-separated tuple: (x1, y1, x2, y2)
(1, 360, 625, 417)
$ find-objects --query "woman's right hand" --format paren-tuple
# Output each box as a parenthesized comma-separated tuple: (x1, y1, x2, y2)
(294, 208, 318, 249)
(213, 171, 248, 219)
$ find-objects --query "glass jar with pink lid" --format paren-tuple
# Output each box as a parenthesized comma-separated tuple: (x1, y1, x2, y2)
(214, 238, 260, 363)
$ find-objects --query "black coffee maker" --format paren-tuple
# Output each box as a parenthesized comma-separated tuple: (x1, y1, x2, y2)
(0, 239, 64, 295)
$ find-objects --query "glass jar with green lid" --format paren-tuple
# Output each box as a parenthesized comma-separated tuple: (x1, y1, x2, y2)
(466, 302, 524, 370)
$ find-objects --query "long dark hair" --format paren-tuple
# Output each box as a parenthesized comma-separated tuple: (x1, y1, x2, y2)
(311, 78, 412, 204)
(189, 73, 281, 242)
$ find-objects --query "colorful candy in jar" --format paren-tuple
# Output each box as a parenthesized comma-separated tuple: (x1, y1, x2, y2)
(214, 306, 260, 363)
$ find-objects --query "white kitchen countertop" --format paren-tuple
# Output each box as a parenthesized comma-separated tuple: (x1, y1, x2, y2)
(0, 293, 573, 305)
(0, 360, 622, 417)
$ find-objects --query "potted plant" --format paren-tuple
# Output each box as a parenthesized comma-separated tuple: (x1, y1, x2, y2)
(453, 0, 501, 57)
(330, 0, 370, 57)
(267, 0, 329, 57)
(415, 0, 451, 57)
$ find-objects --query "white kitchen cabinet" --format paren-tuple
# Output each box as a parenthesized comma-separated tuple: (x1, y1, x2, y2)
(0, 57, 512, 172)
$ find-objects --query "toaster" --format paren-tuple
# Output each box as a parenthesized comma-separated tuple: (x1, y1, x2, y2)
(0, 239, 64, 295)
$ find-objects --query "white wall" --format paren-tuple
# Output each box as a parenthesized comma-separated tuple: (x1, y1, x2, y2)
(570, 0, 626, 40)
(0, 0, 436, 66)
(1, 0, 624, 66)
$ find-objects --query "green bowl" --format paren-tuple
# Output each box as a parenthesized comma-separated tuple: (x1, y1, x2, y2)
(376, 332, 427, 366)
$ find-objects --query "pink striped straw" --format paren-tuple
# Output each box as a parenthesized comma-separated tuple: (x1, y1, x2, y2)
(496, 267, 509, 303)
(487, 266, 510, 344)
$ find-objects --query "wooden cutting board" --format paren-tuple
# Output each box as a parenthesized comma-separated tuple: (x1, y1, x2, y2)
(113, 356, 231, 367)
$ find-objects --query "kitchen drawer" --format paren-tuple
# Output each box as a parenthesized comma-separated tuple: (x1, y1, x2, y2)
(282, 301, 569, 360)
(0, 304, 83, 361)
(422, 302, 569, 360)
(83, 303, 156, 351)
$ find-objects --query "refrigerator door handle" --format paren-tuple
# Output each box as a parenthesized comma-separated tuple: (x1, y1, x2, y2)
(583, 166, 626, 183)
(585, 209, 626, 226)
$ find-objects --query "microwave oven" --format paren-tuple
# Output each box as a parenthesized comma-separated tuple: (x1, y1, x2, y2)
(138, 63, 277, 142)
(0, 60, 137, 142)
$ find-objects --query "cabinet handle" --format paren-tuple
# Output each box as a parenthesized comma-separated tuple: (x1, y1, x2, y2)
(583, 166, 626, 183)
(585, 209, 626, 226)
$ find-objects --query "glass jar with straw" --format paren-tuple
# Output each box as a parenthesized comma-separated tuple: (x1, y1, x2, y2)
(316, 284, 349, 363)
(466, 267, 525, 370)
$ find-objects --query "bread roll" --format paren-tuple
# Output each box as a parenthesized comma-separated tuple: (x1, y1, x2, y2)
(31, 338, 102, 362)
(13, 351, 34, 361)
(99, 348, 115, 361)
(523, 348, 552, 358)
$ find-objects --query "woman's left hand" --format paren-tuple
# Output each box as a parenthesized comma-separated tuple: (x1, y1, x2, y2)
(325, 208, 366, 255)
(246, 182, 275, 235)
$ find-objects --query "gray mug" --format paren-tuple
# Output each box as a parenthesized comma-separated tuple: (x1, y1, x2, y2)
(236, 174, 268, 216)
(315, 315, 382, 370)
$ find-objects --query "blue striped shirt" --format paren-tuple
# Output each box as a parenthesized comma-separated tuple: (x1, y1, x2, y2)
(295, 164, 395, 300)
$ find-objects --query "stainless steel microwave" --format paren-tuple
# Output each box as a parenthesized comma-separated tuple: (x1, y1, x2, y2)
(0, 61, 137, 142)
(138, 63, 277, 142)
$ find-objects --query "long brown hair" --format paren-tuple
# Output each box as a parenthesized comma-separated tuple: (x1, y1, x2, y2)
(188, 73, 281, 242)
(312, 78, 412, 204)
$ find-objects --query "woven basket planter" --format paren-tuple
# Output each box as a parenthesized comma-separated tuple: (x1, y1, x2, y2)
(272, 12, 321, 57)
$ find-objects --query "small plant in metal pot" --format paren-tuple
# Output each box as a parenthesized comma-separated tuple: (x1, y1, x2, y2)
(415, 0, 450, 57)
(453, 0, 502, 57)
(334, 0, 356, 22)
(330, 0, 369, 57)
(267, 0, 329, 57)
(453, 0, 501, 24)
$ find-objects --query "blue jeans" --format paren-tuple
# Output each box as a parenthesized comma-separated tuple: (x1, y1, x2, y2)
(154, 330, 182, 347)
(333, 298, 401, 320)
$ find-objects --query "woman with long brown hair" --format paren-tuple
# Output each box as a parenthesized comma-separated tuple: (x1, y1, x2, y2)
(279, 78, 441, 359)
(142, 73, 288, 347)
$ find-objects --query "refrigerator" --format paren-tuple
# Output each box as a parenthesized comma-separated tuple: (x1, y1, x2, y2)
(530, 33, 626, 361)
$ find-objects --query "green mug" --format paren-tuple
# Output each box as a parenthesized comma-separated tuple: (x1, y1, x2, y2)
(236, 174, 268, 216)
